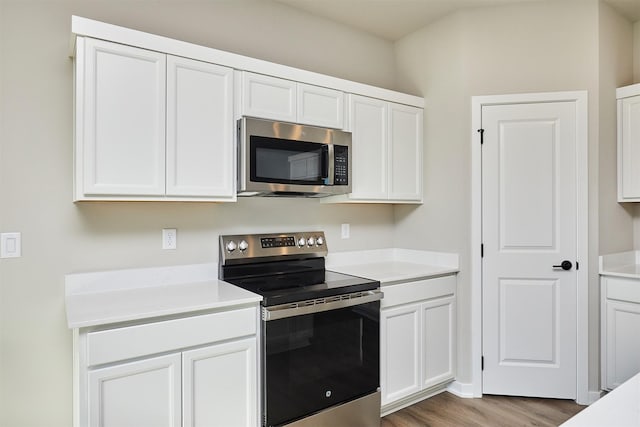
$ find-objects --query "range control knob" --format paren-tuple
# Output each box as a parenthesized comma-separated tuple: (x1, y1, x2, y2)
(238, 240, 248, 252)
(225, 241, 237, 253)
(307, 237, 315, 247)
(297, 237, 306, 248)
(316, 236, 324, 246)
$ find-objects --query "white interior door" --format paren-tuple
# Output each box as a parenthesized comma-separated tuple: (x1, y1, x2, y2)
(481, 101, 577, 398)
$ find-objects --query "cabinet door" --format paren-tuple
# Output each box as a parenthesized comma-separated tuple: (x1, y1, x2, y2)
(618, 95, 640, 201)
(88, 353, 181, 427)
(241, 72, 296, 122)
(380, 304, 421, 405)
(421, 296, 456, 389)
(297, 83, 344, 129)
(79, 37, 166, 196)
(348, 94, 388, 200)
(605, 299, 640, 389)
(389, 103, 423, 201)
(166, 56, 235, 199)
(182, 338, 258, 427)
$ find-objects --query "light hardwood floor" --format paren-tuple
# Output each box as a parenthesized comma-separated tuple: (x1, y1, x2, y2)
(381, 392, 586, 427)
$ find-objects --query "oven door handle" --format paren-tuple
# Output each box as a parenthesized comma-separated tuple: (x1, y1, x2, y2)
(262, 290, 383, 321)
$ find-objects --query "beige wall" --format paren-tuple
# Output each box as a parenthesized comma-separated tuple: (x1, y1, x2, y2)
(394, 0, 633, 394)
(599, 1, 634, 257)
(2, 1, 638, 425)
(0, 2, 398, 426)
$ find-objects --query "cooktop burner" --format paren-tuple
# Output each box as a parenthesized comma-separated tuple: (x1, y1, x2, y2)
(218, 232, 379, 306)
(224, 268, 378, 306)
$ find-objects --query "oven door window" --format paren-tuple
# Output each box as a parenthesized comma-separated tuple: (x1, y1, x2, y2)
(250, 136, 329, 185)
(263, 301, 379, 427)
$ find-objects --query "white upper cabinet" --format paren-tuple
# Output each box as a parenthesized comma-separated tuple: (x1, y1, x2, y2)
(323, 94, 423, 203)
(617, 84, 640, 202)
(389, 103, 423, 201)
(349, 95, 389, 200)
(78, 37, 166, 196)
(240, 72, 344, 129)
(166, 56, 234, 198)
(71, 17, 425, 203)
(75, 38, 236, 201)
(240, 72, 297, 123)
(297, 83, 344, 129)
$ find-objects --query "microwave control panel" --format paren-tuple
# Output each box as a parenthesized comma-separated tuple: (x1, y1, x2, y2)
(334, 145, 349, 186)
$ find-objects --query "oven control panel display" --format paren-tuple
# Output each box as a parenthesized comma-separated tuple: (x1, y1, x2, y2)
(261, 236, 295, 248)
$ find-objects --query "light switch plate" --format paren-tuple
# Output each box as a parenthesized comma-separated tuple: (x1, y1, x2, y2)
(1, 232, 21, 258)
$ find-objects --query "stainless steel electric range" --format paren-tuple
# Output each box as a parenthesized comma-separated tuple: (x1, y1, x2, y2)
(219, 231, 382, 427)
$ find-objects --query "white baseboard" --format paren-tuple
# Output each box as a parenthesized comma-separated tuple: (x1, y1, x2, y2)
(585, 390, 604, 405)
(446, 381, 476, 398)
(445, 381, 603, 405)
(381, 383, 451, 416)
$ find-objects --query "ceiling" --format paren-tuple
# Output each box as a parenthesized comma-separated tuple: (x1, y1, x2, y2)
(273, 0, 640, 41)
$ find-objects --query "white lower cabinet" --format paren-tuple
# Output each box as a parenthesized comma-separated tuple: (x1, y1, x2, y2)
(182, 339, 257, 427)
(381, 304, 421, 402)
(380, 275, 456, 412)
(602, 276, 640, 390)
(75, 306, 259, 427)
(88, 353, 182, 427)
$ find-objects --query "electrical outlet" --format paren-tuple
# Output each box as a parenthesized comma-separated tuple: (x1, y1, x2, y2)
(162, 228, 177, 250)
(341, 224, 350, 239)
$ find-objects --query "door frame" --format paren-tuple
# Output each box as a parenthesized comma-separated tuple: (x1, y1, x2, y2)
(470, 91, 589, 404)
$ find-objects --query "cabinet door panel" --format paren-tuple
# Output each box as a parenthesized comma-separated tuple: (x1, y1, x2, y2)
(81, 38, 166, 196)
(297, 83, 344, 129)
(349, 95, 388, 200)
(88, 353, 181, 427)
(605, 299, 640, 389)
(166, 56, 234, 198)
(242, 72, 296, 122)
(422, 297, 455, 388)
(619, 96, 640, 200)
(389, 103, 422, 201)
(183, 338, 258, 427)
(381, 304, 420, 404)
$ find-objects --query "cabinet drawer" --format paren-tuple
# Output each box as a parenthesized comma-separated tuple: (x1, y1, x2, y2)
(382, 275, 455, 308)
(606, 277, 640, 304)
(86, 307, 257, 366)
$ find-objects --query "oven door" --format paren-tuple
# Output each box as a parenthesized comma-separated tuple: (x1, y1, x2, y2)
(262, 295, 380, 427)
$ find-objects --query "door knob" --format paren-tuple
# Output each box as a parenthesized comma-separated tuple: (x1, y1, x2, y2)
(553, 260, 573, 271)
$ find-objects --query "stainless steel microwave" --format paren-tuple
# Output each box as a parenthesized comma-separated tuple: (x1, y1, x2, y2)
(237, 117, 352, 197)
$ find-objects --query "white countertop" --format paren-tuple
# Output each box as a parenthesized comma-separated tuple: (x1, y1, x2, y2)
(65, 263, 261, 329)
(560, 372, 640, 426)
(326, 248, 459, 285)
(66, 249, 458, 328)
(600, 251, 640, 279)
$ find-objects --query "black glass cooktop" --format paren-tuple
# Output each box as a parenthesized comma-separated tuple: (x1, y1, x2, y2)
(221, 260, 379, 306)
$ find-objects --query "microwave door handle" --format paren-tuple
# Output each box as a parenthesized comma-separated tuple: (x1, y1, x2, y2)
(324, 145, 333, 185)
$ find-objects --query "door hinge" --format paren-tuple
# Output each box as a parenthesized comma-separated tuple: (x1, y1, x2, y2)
(576, 261, 579, 270)
(481, 243, 484, 258)
(478, 128, 485, 145)
(481, 356, 484, 371)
